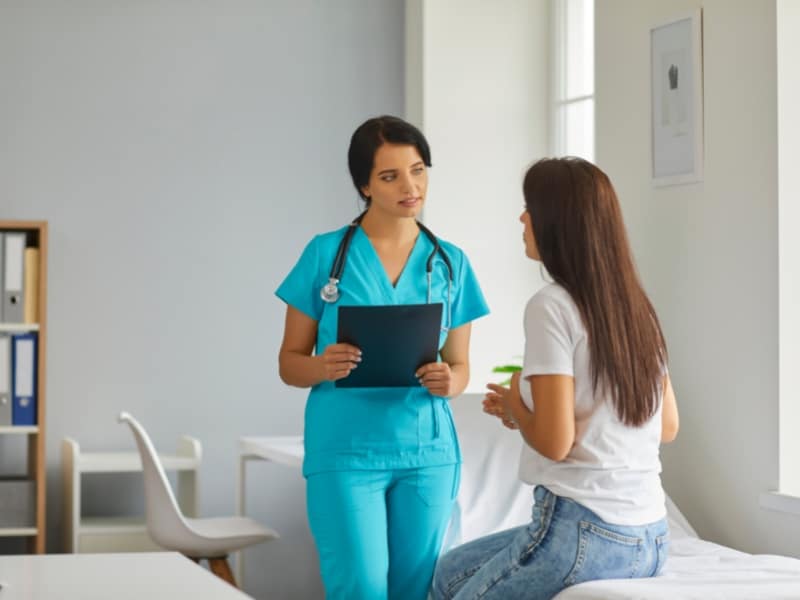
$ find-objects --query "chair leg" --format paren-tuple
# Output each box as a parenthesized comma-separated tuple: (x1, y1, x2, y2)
(208, 556, 237, 588)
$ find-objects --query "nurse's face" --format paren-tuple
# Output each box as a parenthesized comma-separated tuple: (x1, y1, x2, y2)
(361, 143, 427, 219)
(519, 208, 540, 260)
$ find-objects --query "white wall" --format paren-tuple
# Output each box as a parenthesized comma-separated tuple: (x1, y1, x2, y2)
(406, 0, 550, 391)
(597, 0, 800, 556)
(0, 2, 404, 597)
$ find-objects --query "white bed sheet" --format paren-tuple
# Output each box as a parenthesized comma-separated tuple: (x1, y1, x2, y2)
(448, 394, 800, 599)
(555, 536, 800, 599)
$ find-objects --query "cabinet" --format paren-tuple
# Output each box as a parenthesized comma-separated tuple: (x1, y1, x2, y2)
(0, 221, 47, 553)
(62, 436, 201, 553)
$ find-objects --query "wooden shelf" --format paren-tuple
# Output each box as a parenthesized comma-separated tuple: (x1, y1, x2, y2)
(0, 220, 47, 554)
(0, 426, 39, 434)
(0, 527, 37, 537)
(0, 323, 39, 333)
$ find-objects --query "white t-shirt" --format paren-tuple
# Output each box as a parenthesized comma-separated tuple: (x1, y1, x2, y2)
(518, 283, 666, 526)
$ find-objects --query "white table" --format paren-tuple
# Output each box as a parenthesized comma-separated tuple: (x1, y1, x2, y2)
(235, 435, 304, 585)
(0, 552, 252, 600)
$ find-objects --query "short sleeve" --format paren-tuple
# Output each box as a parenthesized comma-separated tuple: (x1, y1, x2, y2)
(275, 236, 324, 321)
(449, 251, 490, 329)
(521, 294, 574, 378)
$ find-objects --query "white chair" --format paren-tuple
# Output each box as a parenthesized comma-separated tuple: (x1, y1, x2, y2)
(118, 412, 278, 588)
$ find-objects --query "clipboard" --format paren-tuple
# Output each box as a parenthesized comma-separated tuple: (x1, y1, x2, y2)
(336, 303, 442, 388)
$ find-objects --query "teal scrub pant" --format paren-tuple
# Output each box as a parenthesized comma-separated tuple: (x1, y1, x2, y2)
(306, 464, 460, 600)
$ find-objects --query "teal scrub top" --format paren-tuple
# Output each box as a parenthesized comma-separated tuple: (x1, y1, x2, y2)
(276, 224, 489, 476)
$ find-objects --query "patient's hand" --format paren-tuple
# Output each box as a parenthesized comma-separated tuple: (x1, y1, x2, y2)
(482, 385, 518, 429)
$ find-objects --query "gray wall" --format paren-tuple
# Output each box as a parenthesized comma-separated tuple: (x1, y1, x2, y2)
(0, 1, 404, 597)
(597, 0, 800, 557)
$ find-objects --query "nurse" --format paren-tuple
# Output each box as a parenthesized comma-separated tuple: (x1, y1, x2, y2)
(276, 115, 489, 600)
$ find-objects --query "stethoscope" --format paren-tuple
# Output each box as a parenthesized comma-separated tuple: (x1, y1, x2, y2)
(320, 211, 454, 332)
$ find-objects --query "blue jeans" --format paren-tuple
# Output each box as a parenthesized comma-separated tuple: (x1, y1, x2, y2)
(306, 464, 459, 600)
(432, 486, 669, 600)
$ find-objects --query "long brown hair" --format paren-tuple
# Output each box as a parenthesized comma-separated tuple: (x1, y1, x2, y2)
(523, 157, 667, 427)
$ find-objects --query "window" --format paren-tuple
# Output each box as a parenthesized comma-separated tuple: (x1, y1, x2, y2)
(771, 0, 800, 506)
(551, 0, 595, 160)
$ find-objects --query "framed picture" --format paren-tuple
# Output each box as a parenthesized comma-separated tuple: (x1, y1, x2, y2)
(650, 10, 703, 186)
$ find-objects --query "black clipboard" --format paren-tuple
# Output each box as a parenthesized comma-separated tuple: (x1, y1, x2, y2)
(336, 303, 443, 388)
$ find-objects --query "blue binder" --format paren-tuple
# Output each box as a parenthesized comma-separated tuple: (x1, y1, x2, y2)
(11, 332, 37, 426)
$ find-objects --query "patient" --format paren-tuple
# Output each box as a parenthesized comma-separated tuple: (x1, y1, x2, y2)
(432, 157, 680, 600)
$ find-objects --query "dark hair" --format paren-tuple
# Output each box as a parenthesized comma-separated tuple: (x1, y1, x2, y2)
(347, 115, 432, 203)
(523, 157, 668, 427)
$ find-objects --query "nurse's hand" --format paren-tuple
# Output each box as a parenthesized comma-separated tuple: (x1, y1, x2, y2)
(317, 343, 361, 382)
(416, 362, 453, 397)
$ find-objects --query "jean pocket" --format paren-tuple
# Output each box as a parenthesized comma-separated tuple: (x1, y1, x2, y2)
(652, 533, 670, 576)
(564, 521, 644, 586)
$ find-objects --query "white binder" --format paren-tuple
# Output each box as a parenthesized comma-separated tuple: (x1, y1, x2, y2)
(0, 232, 4, 322)
(0, 334, 10, 426)
(3, 233, 25, 323)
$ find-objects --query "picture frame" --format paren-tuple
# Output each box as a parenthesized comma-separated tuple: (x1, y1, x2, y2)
(650, 10, 704, 186)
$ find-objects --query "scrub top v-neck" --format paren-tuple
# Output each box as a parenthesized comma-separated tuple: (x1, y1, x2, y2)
(351, 226, 424, 300)
(276, 224, 489, 477)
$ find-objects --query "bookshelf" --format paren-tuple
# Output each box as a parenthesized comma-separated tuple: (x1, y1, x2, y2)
(0, 220, 47, 553)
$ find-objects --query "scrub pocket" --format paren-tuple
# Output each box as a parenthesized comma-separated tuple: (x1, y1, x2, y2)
(564, 521, 644, 586)
(415, 464, 460, 507)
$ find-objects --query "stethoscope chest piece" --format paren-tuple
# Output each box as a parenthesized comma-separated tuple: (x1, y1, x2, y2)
(321, 278, 340, 303)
